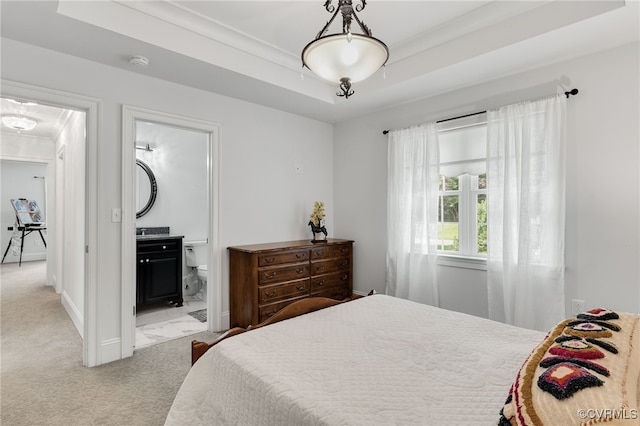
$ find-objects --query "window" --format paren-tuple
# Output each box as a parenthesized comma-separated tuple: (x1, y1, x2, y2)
(437, 173, 486, 256)
(437, 114, 487, 258)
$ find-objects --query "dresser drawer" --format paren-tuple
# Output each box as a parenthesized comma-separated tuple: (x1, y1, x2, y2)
(259, 298, 306, 323)
(310, 271, 350, 293)
(310, 258, 350, 275)
(259, 279, 310, 303)
(311, 243, 352, 260)
(312, 287, 351, 301)
(259, 263, 309, 284)
(259, 249, 309, 266)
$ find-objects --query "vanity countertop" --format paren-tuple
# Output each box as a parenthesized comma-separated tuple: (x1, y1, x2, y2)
(136, 234, 184, 241)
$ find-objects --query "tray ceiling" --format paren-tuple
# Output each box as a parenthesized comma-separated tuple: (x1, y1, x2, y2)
(1, 0, 638, 129)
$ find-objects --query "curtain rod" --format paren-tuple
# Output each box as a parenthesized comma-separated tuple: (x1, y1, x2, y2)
(382, 88, 579, 135)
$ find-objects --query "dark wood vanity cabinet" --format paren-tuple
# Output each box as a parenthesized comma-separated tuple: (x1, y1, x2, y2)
(136, 236, 183, 307)
(228, 239, 353, 328)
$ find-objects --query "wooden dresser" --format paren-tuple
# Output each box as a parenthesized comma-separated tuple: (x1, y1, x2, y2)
(228, 239, 353, 328)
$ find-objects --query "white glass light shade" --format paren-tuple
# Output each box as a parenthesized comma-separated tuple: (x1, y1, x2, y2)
(302, 34, 389, 84)
(2, 115, 37, 131)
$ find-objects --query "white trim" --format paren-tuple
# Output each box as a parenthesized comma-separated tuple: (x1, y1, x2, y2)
(121, 105, 222, 358)
(62, 290, 84, 337)
(1, 79, 101, 367)
(437, 254, 487, 271)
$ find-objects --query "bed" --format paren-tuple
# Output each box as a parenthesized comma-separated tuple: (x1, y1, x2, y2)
(166, 295, 640, 425)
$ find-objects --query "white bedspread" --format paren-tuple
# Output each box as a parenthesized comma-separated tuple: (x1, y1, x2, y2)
(165, 295, 545, 425)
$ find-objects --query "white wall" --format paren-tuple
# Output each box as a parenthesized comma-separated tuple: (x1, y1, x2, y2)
(56, 110, 86, 335)
(0, 160, 48, 263)
(1, 38, 334, 364)
(334, 42, 640, 318)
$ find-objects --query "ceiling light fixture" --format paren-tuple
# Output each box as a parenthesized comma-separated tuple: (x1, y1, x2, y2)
(2, 115, 37, 131)
(302, 0, 389, 99)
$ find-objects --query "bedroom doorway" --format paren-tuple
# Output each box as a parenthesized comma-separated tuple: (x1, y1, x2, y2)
(121, 106, 221, 356)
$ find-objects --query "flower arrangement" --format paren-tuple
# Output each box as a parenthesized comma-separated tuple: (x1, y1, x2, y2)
(309, 201, 325, 226)
(308, 201, 327, 242)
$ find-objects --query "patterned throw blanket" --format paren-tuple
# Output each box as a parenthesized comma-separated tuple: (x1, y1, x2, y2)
(499, 308, 640, 425)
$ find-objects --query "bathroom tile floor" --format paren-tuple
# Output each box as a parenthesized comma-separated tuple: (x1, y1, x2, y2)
(135, 295, 207, 349)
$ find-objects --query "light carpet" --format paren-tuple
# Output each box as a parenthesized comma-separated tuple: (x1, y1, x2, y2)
(1, 260, 220, 426)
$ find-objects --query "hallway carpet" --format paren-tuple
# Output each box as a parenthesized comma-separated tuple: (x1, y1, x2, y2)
(1, 261, 220, 426)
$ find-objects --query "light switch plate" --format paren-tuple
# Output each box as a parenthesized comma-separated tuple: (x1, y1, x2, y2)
(111, 208, 122, 223)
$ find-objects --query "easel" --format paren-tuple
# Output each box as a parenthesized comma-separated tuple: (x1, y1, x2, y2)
(1, 198, 47, 267)
(1, 220, 47, 266)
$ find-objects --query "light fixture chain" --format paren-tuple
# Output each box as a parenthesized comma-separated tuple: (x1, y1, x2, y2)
(316, 6, 341, 39)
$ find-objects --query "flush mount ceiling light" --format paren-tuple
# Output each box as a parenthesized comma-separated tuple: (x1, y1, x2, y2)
(2, 115, 37, 131)
(302, 0, 389, 99)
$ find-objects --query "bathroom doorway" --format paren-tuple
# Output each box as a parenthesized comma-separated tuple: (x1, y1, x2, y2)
(133, 121, 209, 348)
(121, 106, 221, 356)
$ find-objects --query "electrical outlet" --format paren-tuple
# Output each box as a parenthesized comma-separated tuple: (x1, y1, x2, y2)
(571, 299, 585, 316)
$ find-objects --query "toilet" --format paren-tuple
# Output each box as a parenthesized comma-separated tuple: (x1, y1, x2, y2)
(184, 240, 208, 301)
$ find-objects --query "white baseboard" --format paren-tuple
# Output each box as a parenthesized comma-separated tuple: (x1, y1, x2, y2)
(100, 338, 123, 365)
(61, 290, 83, 338)
(220, 310, 230, 331)
(2, 253, 46, 263)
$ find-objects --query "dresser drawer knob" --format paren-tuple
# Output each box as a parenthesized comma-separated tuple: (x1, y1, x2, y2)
(264, 272, 277, 279)
(266, 310, 276, 318)
(296, 285, 306, 291)
(264, 291, 276, 298)
(340, 260, 348, 267)
(296, 253, 306, 259)
(341, 275, 348, 281)
(296, 268, 305, 274)
(264, 257, 275, 264)
(315, 280, 324, 287)
(315, 250, 325, 257)
(316, 265, 325, 272)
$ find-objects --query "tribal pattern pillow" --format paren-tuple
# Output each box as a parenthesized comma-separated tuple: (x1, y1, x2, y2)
(499, 308, 640, 425)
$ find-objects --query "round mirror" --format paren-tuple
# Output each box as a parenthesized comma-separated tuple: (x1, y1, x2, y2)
(136, 159, 157, 218)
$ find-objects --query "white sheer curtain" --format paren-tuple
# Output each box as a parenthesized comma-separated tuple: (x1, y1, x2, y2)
(486, 94, 566, 331)
(386, 123, 440, 305)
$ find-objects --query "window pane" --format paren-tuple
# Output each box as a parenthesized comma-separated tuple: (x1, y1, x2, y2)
(438, 193, 459, 252)
(441, 195, 458, 222)
(477, 194, 486, 224)
(477, 224, 487, 254)
(438, 222, 459, 251)
(478, 173, 486, 189)
(444, 176, 459, 191)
